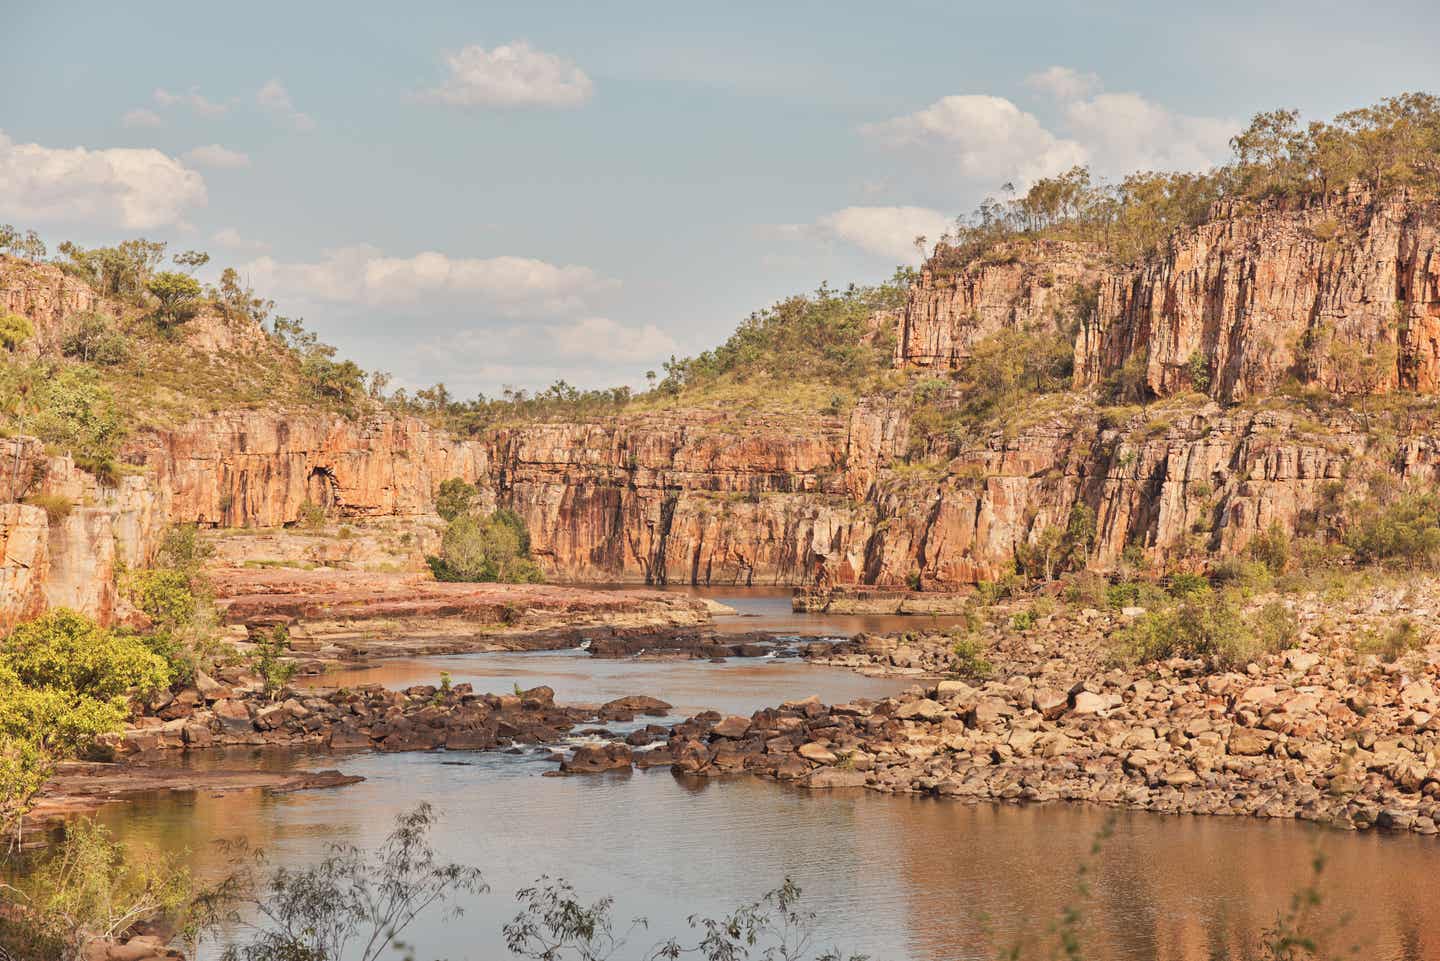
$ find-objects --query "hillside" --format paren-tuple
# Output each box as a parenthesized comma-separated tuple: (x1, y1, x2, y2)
(2, 94, 1440, 627)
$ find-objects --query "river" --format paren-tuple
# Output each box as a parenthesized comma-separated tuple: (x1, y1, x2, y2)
(91, 588, 1440, 961)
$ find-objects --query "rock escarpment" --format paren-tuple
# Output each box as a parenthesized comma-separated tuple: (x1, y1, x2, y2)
(894, 240, 1102, 369)
(1075, 193, 1440, 400)
(7, 197, 1440, 624)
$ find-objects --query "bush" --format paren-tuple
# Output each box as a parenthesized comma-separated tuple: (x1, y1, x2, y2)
(1, 610, 171, 838)
(1166, 571, 1211, 598)
(128, 568, 197, 630)
(949, 633, 994, 680)
(427, 510, 542, 584)
(1112, 591, 1296, 670)
(1360, 617, 1427, 663)
(61, 311, 129, 365)
(7, 818, 200, 960)
(1248, 522, 1292, 575)
(435, 477, 478, 522)
(3, 609, 171, 702)
(250, 625, 297, 700)
(21, 493, 74, 523)
(23, 365, 125, 467)
(1345, 491, 1440, 568)
(0, 310, 34, 350)
(296, 500, 326, 530)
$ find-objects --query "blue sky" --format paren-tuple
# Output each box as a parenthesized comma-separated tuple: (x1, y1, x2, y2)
(5, 0, 1438, 397)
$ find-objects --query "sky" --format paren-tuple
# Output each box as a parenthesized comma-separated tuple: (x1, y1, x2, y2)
(4, 0, 1439, 398)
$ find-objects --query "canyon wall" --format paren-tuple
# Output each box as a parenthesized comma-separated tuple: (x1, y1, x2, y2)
(5, 197, 1440, 624)
(1074, 193, 1440, 401)
(894, 241, 1101, 369)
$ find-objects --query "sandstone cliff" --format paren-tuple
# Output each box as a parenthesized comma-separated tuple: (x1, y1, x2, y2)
(6, 197, 1440, 624)
(1075, 192, 1440, 401)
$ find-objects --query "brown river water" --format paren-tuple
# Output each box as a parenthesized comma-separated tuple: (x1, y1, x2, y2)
(90, 587, 1440, 961)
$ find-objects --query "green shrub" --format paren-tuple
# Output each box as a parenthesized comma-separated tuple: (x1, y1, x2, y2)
(427, 509, 542, 584)
(61, 312, 129, 365)
(1112, 591, 1297, 670)
(128, 569, 197, 630)
(435, 477, 478, 522)
(1105, 579, 1167, 610)
(0, 311, 34, 350)
(1359, 617, 1427, 663)
(296, 500, 326, 530)
(949, 634, 994, 679)
(1166, 571, 1211, 598)
(1010, 609, 1038, 632)
(1248, 522, 1292, 575)
(22, 493, 74, 523)
(1345, 492, 1440, 568)
(3, 609, 171, 702)
(1062, 571, 1109, 607)
(251, 625, 298, 700)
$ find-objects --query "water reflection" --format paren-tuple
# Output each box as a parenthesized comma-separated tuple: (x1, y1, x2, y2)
(306, 650, 917, 716)
(96, 756, 1440, 961)
(83, 587, 1440, 960)
(590, 584, 972, 637)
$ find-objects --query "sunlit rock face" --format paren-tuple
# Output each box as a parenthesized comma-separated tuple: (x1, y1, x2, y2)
(1076, 192, 1440, 401)
(4, 197, 1440, 622)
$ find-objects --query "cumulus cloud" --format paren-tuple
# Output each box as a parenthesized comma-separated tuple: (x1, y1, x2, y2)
(1063, 92, 1233, 175)
(122, 108, 163, 129)
(211, 227, 268, 252)
(0, 131, 207, 229)
(153, 87, 228, 116)
(861, 95, 1087, 184)
(257, 79, 315, 130)
(184, 144, 251, 168)
(543, 316, 678, 363)
(420, 41, 594, 108)
(1025, 66, 1101, 101)
(241, 245, 615, 315)
(814, 206, 953, 260)
(861, 71, 1233, 186)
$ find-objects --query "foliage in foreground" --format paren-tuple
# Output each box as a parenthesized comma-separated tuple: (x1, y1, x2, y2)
(0, 819, 198, 961)
(0, 804, 1353, 961)
(0, 610, 171, 841)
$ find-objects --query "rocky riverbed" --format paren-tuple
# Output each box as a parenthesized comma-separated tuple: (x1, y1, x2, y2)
(663, 590, 1440, 835)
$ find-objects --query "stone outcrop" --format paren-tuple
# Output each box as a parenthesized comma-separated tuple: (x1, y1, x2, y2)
(673, 618, 1440, 834)
(0, 503, 49, 626)
(1076, 192, 1440, 401)
(895, 240, 1102, 369)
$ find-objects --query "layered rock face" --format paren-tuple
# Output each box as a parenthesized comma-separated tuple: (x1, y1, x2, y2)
(0, 256, 127, 352)
(129, 412, 491, 527)
(894, 241, 1101, 369)
(1076, 193, 1440, 401)
(7, 199, 1440, 624)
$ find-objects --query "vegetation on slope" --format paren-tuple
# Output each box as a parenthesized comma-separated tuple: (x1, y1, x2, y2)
(929, 92, 1440, 272)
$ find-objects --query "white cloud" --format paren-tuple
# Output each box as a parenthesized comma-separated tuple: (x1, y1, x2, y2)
(257, 79, 315, 130)
(815, 206, 953, 260)
(861, 73, 1233, 186)
(153, 87, 228, 116)
(211, 227, 269, 252)
(122, 108, 163, 129)
(421, 41, 593, 108)
(242, 245, 615, 315)
(184, 144, 251, 168)
(1025, 66, 1101, 101)
(1063, 92, 1233, 174)
(861, 95, 1087, 184)
(543, 316, 678, 363)
(0, 130, 207, 229)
